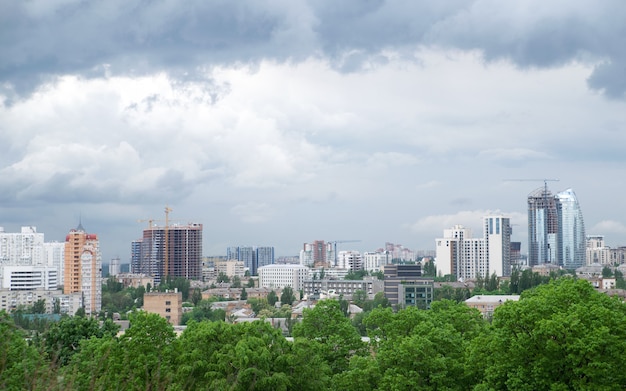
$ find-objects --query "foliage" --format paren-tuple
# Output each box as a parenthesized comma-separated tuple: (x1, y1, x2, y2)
(267, 290, 278, 307)
(246, 278, 255, 288)
(157, 276, 191, 301)
(181, 299, 226, 325)
(280, 286, 296, 305)
(231, 275, 242, 288)
(0, 311, 54, 390)
(292, 300, 367, 374)
(472, 278, 626, 390)
(344, 270, 368, 280)
(422, 259, 437, 277)
(240, 287, 248, 300)
(217, 272, 230, 283)
(43, 315, 119, 366)
(191, 288, 202, 305)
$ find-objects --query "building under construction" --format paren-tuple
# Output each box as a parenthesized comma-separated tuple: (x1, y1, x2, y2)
(527, 187, 559, 266)
(132, 223, 203, 284)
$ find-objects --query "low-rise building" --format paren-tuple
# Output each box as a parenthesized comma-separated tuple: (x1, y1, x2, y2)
(143, 291, 183, 325)
(116, 273, 154, 289)
(0, 289, 82, 314)
(465, 295, 520, 318)
(383, 264, 434, 309)
(303, 278, 383, 300)
(215, 260, 245, 279)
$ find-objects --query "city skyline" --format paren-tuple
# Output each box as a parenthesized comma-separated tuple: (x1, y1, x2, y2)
(1, 2, 625, 263)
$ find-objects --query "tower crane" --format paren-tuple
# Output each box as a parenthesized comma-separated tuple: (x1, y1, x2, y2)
(503, 178, 560, 194)
(330, 240, 361, 267)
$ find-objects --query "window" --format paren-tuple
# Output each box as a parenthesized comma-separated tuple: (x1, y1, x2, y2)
(165, 308, 171, 313)
(165, 301, 171, 305)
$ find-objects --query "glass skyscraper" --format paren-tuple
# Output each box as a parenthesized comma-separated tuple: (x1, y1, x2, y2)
(556, 189, 586, 269)
(527, 187, 585, 268)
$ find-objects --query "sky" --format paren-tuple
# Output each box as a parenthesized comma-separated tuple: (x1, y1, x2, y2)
(1, 0, 625, 263)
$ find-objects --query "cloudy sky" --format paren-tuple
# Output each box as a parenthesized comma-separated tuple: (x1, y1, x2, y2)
(1, 0, 625, 262)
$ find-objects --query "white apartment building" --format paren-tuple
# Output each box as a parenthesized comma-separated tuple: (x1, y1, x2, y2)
(0, 226, 45, 265)
(363, 251, 389, 272)
(0, 289, 82, 314)
(258, 264, 308, 291)
(1, 265, 58, 290)
(337, 251, 364, 271)
(586, 235, 611, 265)
(44, 241, 65, 284)
(435, 216, 511, 279)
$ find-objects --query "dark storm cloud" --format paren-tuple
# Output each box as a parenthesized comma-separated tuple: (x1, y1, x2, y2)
(1, 0, 625, 98)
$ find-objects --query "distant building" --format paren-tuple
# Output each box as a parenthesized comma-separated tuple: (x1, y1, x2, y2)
(337, 251, 363, 272)
(109, 257, 121, 276)
(116, 273, 154, 289)
(300, 241, 334, 268)
(465, 295, 520, 318)
(435, 215, 512, 279)
(258, 264, 308, 291)
(215, 260, 245, 279)
(0, 226, 45, 265)
(64, 223, 101, 316)
(528, 187, 586, 268)
(0, 289, 82, 314)
(383, 264, 433, 309)
(363, 251, 389, 272)
(133, 223, 203, 284)
(226, 246, 275, 275)
(303, 278, 383, 300)
(1, 265, 58, 290)
(143, 291, 183, 325)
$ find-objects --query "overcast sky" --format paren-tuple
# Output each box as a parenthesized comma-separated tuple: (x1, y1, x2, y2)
(1, 0, 625, 262)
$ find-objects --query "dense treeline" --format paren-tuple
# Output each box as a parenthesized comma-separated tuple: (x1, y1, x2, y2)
(2, 278, 626, 390)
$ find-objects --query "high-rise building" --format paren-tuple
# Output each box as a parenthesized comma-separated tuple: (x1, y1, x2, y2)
(435, 215, 512, 279)
(528, 187, 585, 268)
(528, 187, 559, 266)
(0, 226, 45, 265)
(134, 223, 202, 284)
(556, 189, 586, 269)
(256, 247, 274, 271)
(337, 251, 364, 271)
(64, 223, 101, 316)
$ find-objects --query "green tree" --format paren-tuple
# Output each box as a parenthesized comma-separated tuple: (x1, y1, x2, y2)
(240, 287, 248, 300)
(191, 288, 202, 305)
(0, 311, 54, 390)
(217, 272, 230, 283)
(280, 286, 296, 305)
(292, 300, 367, 374)
(231, 275, 242, 288)
(472, 278, 626, 390)
(247, 278, 255, 288)
(31, 298, 46, 314)
(44, 315, 119, 366)
(267, 290, 278, 307)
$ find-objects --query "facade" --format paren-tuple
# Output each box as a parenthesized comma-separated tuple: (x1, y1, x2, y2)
(116, 273, 154, 289)
(109, 257, 121, 276)
(64, 224, 101, 316)
(43, 242, 65, 286)
(303, 278, 383, 299)
(1, 266, 58, 290)
(556, 189, 586, 269)
(134, 223, 203, 284)
(337, 251, 364, 271)
(363, 251, 389, 272)
(258, 264, 308, 291)
(384, 242, 417, 262)
(143, 291, 183, 325)
(256, 247, 274, 271)
(215, 259, 245, 278)
(300, 241, 335, 268)
(465, 295, 520, 318)
(383, 264, 433, 309)
(435, 215, 511, 279)
(586, 235, 611, 265)
(0, 289, 82, 314)
(528, 187, 586, 268)
(0, 226, 45, 266)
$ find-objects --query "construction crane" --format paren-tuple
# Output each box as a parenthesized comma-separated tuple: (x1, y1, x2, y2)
(330, 240, 361, 267)
(503, 178, 560, 194)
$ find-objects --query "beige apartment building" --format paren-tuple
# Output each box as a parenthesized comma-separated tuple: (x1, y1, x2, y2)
(143, 291, 183, 325)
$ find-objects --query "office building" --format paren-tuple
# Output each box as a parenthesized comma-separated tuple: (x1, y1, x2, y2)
(133, 223, 203, 284)
(363, 251, 389, 272)
(383, 264, 433, 309)
(1, 265, 58, 290)
(226, 246, 274, 275)
(303, 278, 383, 300)
(258, 264, 308, 291)
(256, 247, 274, 271)
(528, 187, 586, 268)
(64, 223, 101, 316)
(436, 216, 511, 279)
